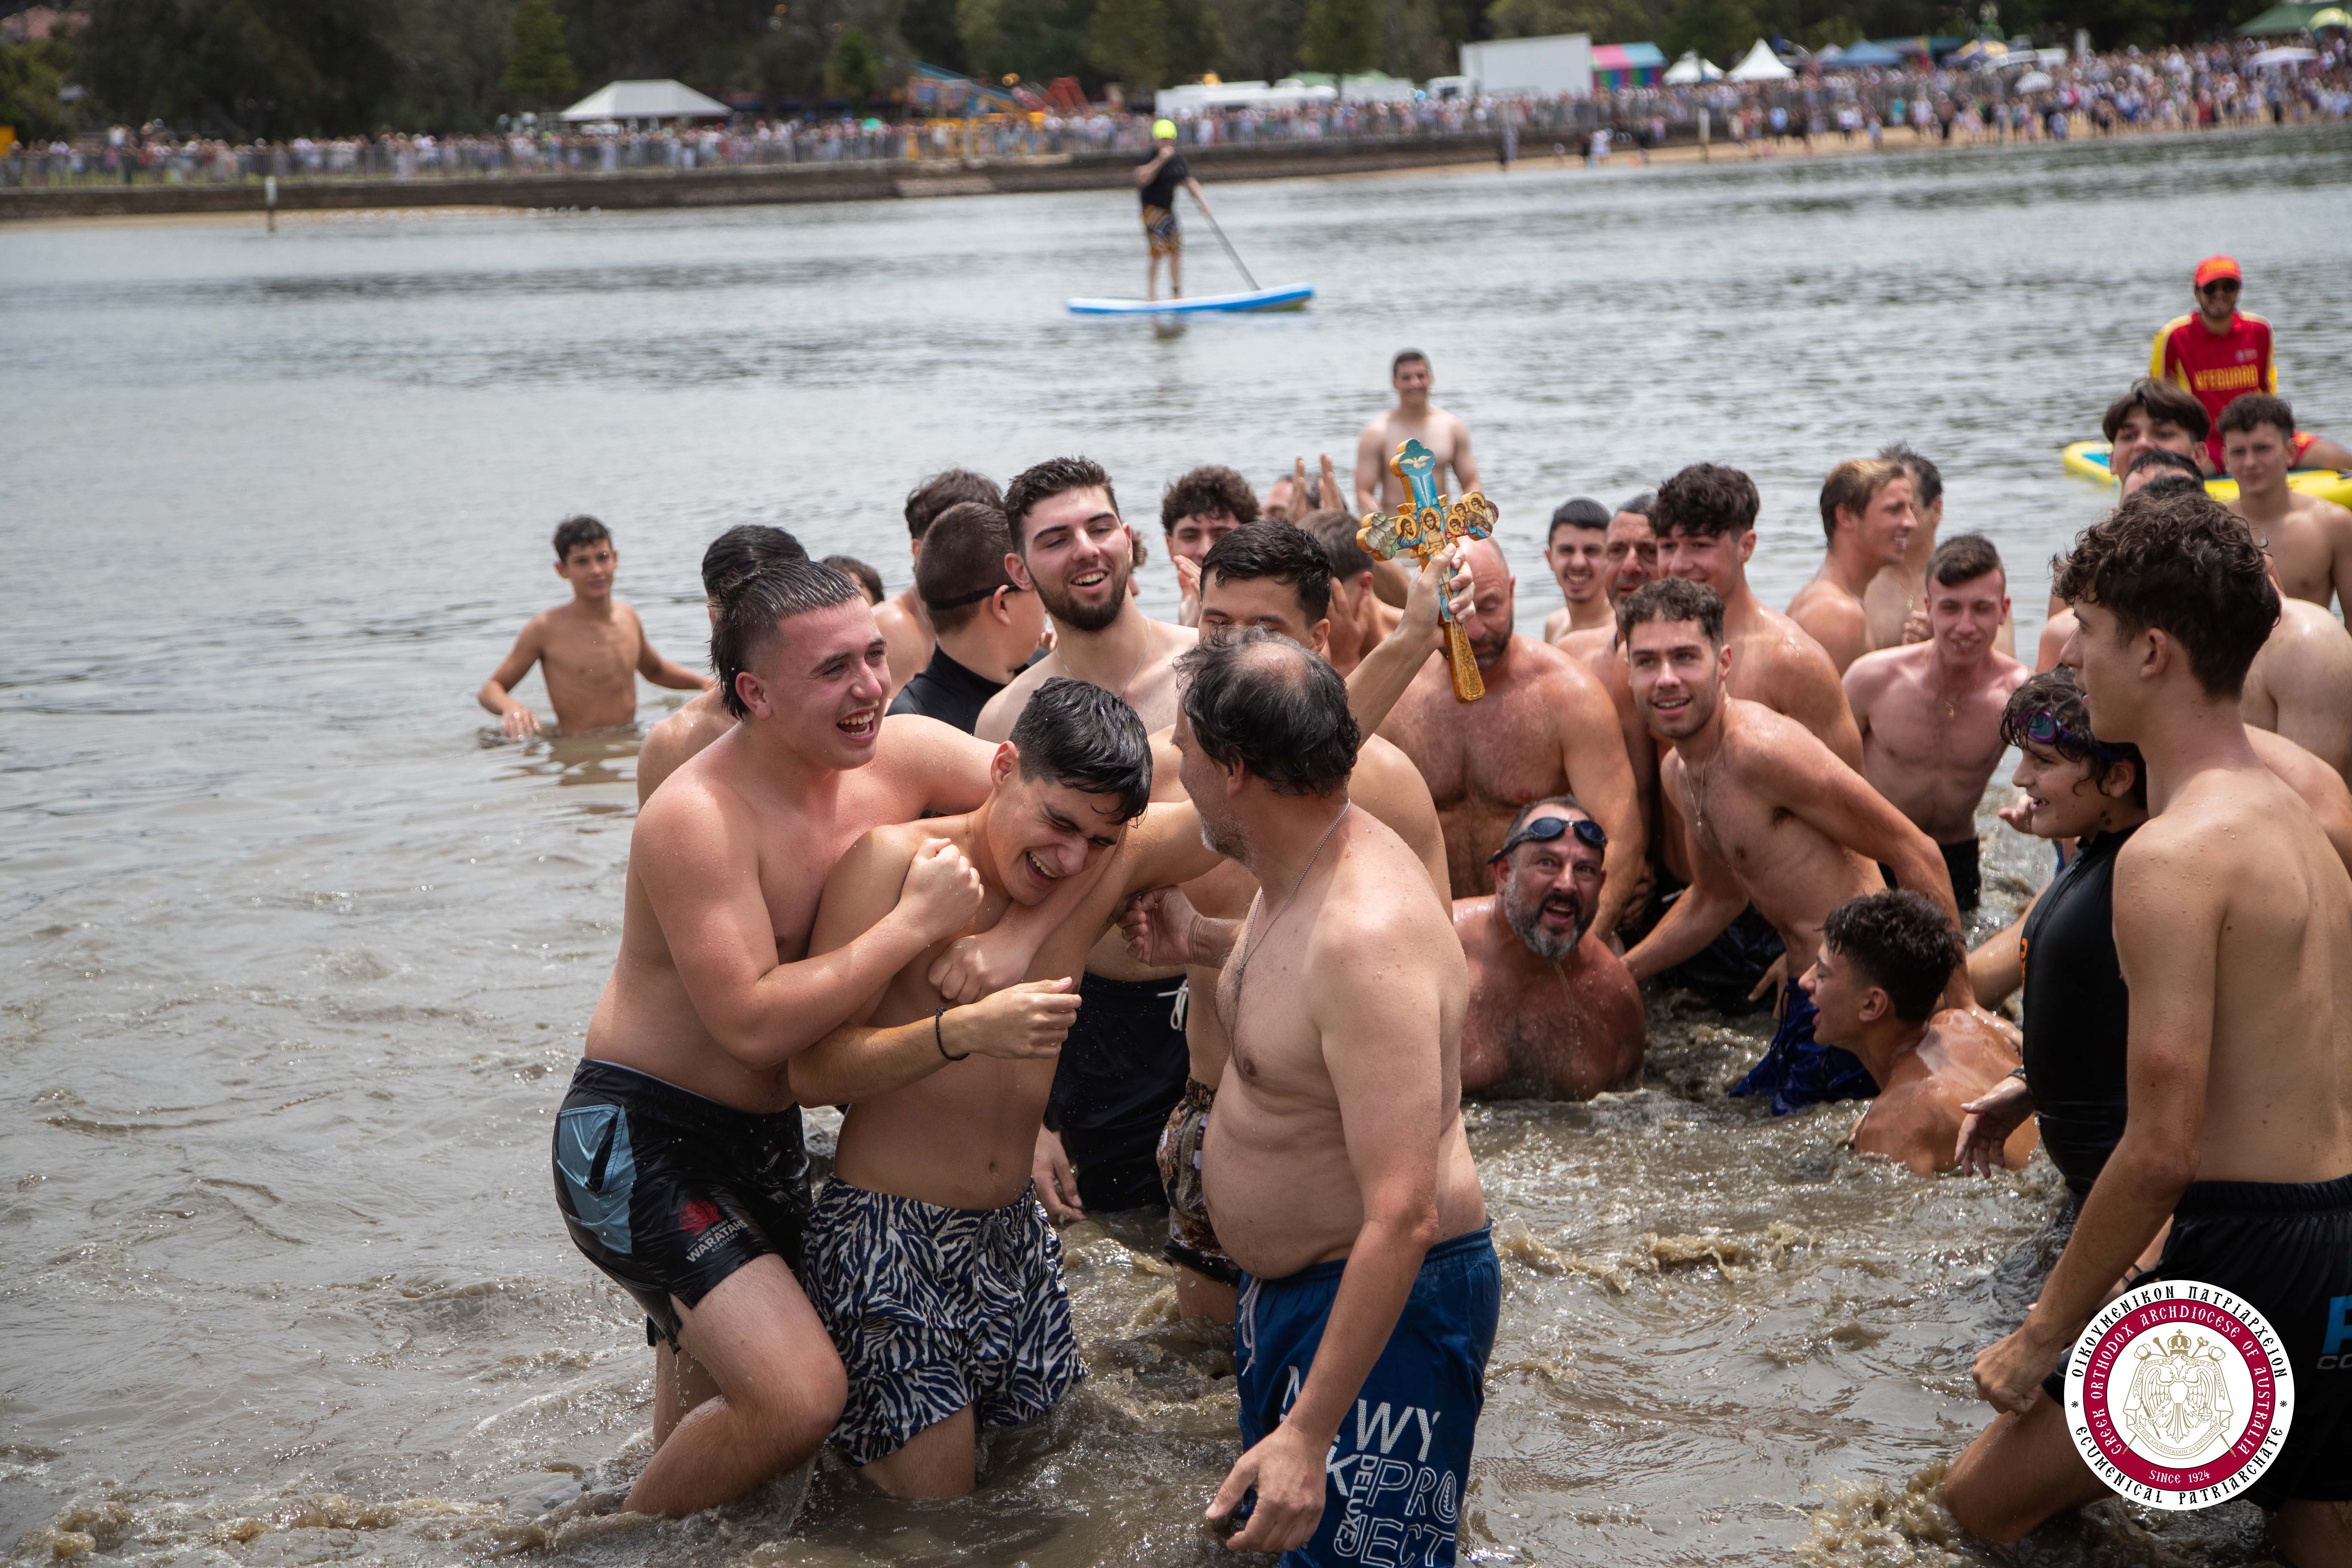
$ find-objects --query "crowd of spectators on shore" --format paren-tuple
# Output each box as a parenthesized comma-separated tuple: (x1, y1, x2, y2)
(5, 35, 2345, 190)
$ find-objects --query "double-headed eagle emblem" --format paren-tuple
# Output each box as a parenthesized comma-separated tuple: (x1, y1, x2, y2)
(2120, 1328, 2233, 1459)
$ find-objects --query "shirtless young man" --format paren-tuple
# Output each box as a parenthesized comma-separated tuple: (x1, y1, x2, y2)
(479, 516, 709, 739)
(1786, 458, 1917, 675)
(1540, 497, 1614, 643)
(638, 524, 808, 803)
(1616, 578, 1960, 1114)
(1843, 534, 2028, 911)
(785, 679, 1222, 1498)
(2220, 393, 2352, 613)
(1160, 463, 1258, 627)
(1379, 536, 1645, 932)
(974, 457, 1203, 1218)
(1799, 889, 2034, 1176)
(1453, 797, 1645, 1099)
(551, 562, 1097, 1517)
(1353, 349, 1480, 516)
(1943, 489, 2352, 1562)
(1115, 521, 1450, 1324)
(1172, 632, 1496, 1565)
(875, 469, 1003, 697)
(1648, 463, 1864, 768)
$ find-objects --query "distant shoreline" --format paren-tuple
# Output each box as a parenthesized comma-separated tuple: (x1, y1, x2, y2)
(0, 119, 2297, 226)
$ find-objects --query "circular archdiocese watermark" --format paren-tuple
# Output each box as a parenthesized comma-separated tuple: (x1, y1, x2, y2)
(2064, 1279, 2295, 1510)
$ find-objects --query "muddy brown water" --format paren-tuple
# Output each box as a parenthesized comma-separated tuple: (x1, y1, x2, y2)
(6, 125, 2349, 1567)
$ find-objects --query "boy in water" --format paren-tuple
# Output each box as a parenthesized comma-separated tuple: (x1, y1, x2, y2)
(478, 516, 708, 739)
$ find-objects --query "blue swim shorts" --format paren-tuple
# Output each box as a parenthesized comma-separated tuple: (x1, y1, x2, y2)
(1729, 977, 1879, 1115)
(1234, 1226, 1500, 1566)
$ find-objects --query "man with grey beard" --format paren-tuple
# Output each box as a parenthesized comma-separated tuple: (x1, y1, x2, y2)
(1451, 798, 1645, 1099)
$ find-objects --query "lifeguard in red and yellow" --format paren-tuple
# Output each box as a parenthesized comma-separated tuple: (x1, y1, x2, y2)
(2150, 256, 2352, 474)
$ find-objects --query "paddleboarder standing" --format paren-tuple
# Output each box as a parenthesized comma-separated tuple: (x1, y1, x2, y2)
(1137, 119, 1211, 302)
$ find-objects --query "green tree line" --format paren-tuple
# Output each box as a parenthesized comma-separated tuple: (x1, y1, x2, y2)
(1, 0, 2279, 143)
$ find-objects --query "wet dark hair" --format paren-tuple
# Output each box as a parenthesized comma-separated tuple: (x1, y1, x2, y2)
(1549, 497, 1610, 542)
(710, 560, 865, 720)
(2052, 489, 2278, 700)
(1161, 465, 1260, 535)
(1616, 491, 1655, 519)
(1176, 630, 1360, 797)
(1880, 443, 1943, 509)
(1392, 349, 1429, 375)
(701, 524, 808, 601)
(2216, 392, 2295, 442)
(1819, 458, 1908, 546)
(1008, 677, 1152, 822)
(1617, 576, 1724, 646)
(1200, 521, 1333, 623)
(1928, 532, 2003, 589)
(904, 469, 1002, 542)
(1302, 507, 1375, 580)
(1822, 890, 1963, 1026)
(1004, 456, 1120, 550)
(2123, 447, 2204, 484)
(824, 554, 884, 604)
(553, 514, 610, 560)
(2101, 378, 2210, 444)
(2137, 474, 2207, 501)
(2000, 667, 2145, 807)
(915, 501, 1017, 633)
(1652, 463, 1759, 540)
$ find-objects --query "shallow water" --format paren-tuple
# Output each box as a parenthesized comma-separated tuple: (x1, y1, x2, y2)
(5, 125, 2349, 1567)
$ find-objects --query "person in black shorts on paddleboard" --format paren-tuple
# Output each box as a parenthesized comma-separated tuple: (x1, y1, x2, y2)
(1136, 119, 1212, 302)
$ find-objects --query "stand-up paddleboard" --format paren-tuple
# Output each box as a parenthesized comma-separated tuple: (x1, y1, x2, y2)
(2062, 439, 2352, 508)
(1067, 284, 1314, 315)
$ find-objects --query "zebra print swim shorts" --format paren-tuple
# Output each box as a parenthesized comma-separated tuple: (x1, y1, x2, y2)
(802, 1177, 1084, 1467)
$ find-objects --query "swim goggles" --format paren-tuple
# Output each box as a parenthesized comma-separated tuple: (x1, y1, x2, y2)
(2018, 708, 2130, 763)
(1489, 814, 1608, 864)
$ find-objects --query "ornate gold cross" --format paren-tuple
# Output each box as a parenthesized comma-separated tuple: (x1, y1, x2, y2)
(1356, 439, 1499, 702)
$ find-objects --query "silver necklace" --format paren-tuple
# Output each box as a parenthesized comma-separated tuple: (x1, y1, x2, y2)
(1222, 804, 1351, 1027)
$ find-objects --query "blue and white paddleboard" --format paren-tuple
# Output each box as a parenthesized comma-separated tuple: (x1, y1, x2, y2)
(1066, 284, 1314, 315)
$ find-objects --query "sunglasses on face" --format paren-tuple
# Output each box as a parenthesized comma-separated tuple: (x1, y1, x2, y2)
(1490, 814, 1608, 864)
(2021, 708, 2129, 763)
(2199, 281, 2240, 295)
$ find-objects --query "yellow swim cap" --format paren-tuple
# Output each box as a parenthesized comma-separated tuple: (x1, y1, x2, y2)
(1153, 119, 1177, 139)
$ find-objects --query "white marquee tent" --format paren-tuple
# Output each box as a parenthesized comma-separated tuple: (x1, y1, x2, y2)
(559, 80, 732, 123)
(1664, 49, 1724, 81)
(1726, 39, 1797, 80)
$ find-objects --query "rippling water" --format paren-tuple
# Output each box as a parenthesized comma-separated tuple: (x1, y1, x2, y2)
(5, 125, 2349, 1568)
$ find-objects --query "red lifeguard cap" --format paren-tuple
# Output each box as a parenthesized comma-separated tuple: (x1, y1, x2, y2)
(2193, 254, 2242, 288)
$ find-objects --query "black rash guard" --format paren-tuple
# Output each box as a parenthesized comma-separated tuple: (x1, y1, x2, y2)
(2018, 824, 2138, 1196)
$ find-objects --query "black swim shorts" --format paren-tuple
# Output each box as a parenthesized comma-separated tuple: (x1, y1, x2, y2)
(551, 1058, 812, 1349)
(1049, 972, 1190, 1213)
(2135, 1173, 2352, 1508)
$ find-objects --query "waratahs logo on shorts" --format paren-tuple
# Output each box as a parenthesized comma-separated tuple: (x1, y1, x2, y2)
(2064, 1279, 2294, 1510)
(677, 1197, 725, 1236)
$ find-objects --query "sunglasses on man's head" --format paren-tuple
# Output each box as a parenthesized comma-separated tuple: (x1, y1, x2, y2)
(1490, 814, 1607, 863)
(2021, 708, 2129, 763)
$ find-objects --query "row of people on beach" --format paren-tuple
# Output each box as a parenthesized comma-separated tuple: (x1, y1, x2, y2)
(487, 313, 2349, 1558)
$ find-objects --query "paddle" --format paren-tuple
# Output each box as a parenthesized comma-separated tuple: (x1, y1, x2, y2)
(1191, 193, 1262, 293)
